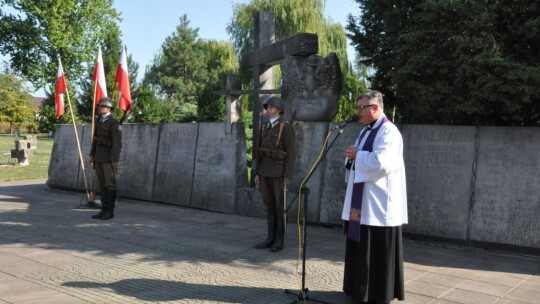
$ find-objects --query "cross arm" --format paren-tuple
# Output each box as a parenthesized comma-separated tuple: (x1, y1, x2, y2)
(241, 33, 318, 69)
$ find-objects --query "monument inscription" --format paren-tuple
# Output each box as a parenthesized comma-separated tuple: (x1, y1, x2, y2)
(402, 125, 477, 240)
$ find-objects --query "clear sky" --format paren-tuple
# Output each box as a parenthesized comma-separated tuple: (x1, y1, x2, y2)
(113, 0, 360, 81)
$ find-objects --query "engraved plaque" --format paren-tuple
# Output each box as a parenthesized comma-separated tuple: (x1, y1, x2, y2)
(191, 123, 239, 213)
(402, 125, 477, 240)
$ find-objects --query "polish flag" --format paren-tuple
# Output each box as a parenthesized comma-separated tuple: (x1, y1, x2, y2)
(92, 47, 107, 106)
(55, 58, 67, 119)
(115, 46, 131, 112)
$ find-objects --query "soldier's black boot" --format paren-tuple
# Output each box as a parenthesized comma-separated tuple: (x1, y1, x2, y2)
(92, 188, 108, 219)
(271, 213, 285, 252)
(101, 189, 116, 220)
(255, 215, 276, 249)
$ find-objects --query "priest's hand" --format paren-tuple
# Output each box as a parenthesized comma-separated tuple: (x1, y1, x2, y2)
(345, 145, 358, 160)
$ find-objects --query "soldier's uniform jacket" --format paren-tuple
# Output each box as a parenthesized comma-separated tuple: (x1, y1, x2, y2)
(254, 117, 296, 179)
(90, 115, 122, 162)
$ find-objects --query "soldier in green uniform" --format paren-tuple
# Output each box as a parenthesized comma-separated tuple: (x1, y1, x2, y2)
(254, 96, 296, 252)
(89, 97, 122, 220)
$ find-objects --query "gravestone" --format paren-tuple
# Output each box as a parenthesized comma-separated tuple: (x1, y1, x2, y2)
(24, 134, 38, 150)
(10, 139, 32, 166)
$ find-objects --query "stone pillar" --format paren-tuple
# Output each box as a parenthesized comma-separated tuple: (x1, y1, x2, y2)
(252, 11, 275, 174)
(225, 74, 242, 134)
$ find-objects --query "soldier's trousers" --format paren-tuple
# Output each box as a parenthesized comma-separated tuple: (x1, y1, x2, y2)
(95, 161, 116, 190)
(260, 175, 285, 239)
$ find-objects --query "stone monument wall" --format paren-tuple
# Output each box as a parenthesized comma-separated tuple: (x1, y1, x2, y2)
(48, 123, 540, 250)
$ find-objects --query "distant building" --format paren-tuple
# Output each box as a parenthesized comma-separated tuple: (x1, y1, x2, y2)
(31, 96, 45, 110)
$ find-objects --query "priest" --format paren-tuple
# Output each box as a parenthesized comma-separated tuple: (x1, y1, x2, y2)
(341, 90, 408, 304)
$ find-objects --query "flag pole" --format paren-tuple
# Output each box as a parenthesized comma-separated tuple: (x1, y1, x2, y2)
(63, 74, 91, 202)
(91, 79, 97, 141)
(88, 66, 99, 205)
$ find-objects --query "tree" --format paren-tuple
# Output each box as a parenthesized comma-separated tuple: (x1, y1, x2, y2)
(335, 66, 368, 121)
(130, 83, 165, 123)
(144, 15, 206, 122)
(0, 72, 35, 133)
(347, 0, 540, 126)
(197, 40, 238, 122)
(143, 15, 238, 123)
(0, 0, 120, 90)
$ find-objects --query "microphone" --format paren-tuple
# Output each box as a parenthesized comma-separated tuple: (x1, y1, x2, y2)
(335, 115, 357, 129)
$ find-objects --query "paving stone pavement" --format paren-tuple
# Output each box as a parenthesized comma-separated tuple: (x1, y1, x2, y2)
(0, 180, 539, 304)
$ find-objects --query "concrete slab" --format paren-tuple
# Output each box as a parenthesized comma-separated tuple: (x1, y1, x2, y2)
(471, 127, 540, 248)
(47, 124, 85, 190)
(116, 124, 160, 201)
(152, 123, 198, 206)
(402, 125, 476, 240)
(191, 123, 241, 213)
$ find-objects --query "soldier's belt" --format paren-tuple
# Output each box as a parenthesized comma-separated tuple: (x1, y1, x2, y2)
(259, 147, 287, 160)
(93, 137, 113, 147)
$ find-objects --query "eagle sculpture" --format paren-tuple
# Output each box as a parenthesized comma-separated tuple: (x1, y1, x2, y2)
(281, 53, 342, 122)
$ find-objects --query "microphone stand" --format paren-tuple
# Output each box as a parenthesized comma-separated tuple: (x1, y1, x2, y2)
(284, 122, 352, 304)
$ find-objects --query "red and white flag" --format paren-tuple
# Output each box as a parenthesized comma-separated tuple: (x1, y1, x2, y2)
(55, 57, 67, 119)
(115, 46, 131, 112)
(92, 46, 107, 106)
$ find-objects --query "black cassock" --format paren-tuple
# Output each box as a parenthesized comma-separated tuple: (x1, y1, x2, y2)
(343, 223, 405, 303)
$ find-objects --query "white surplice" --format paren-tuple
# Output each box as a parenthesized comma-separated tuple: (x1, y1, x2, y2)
(341, 114, 408, 227)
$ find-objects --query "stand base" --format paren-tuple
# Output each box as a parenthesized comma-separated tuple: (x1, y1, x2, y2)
(284, 288, 333, 304)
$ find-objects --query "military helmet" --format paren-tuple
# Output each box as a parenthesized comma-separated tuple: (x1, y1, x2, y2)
(263, 96, 284, 114)
(97, 97, 114, 108)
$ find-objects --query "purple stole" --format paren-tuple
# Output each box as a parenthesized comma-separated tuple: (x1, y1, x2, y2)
(347, 116, 389, 241)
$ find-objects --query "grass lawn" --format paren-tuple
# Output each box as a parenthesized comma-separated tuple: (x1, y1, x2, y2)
(0, 134, 54, 182)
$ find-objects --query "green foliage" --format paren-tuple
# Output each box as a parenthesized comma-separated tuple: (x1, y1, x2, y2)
(0, 72, 35, 132)
(335, 68, 368, 121)
(144, 15, 207, 122)
(130, 84, 164, 123)
(143, 15, 238, 123)
(347, 0, 540, 125)
(0, 0, 120, 90)
(36, 104, 57, 133)
(197, 41, 238, 122)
